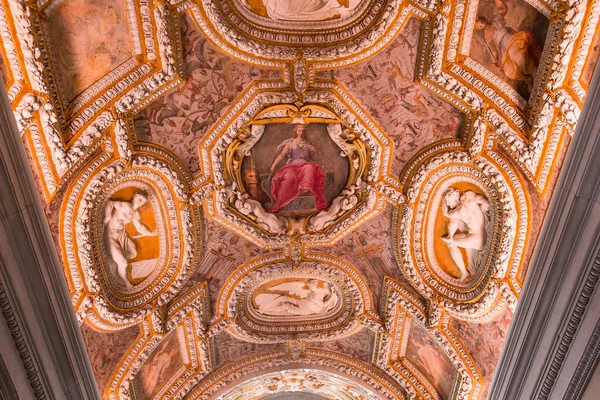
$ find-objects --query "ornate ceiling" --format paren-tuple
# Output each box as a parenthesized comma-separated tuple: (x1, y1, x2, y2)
(0, 0, 599, 398)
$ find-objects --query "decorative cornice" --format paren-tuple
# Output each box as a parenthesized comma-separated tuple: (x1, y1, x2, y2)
(537, 250, 600, 400)
(488, 49, 600, 400)
(564, 323, 600, 399)
(0, 280, 45, 399)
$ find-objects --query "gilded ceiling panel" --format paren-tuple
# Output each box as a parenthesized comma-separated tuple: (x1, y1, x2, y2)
(134, 12, 281, 174)
(80, 322, 141, 394)
(451, 307, 514, 399)
(1, 0, 600, 399)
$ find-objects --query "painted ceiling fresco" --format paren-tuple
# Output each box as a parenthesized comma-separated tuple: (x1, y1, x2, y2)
(1, 0, 599, 399)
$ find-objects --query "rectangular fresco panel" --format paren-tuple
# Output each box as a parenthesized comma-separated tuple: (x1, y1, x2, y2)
(405, 322, 457, 399)
(134, 331, 184, 399)
(470, 0, 549, 99)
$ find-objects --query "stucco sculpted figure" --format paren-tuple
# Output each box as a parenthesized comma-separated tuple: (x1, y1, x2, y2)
(254, 280, 339, 316)
(103, 192, 157, 289)
(246, 0, 361, 21)
(441, 189, 490, 281)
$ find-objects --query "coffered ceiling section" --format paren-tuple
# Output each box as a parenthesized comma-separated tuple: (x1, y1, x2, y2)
(1, 0, 599, 399)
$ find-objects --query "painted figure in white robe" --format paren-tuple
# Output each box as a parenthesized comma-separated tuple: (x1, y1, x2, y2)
(254, 280, 339, 316)
(441, 189, 490, 281)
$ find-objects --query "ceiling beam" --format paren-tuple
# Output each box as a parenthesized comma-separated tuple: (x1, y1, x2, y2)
(488, 60, 600, 400)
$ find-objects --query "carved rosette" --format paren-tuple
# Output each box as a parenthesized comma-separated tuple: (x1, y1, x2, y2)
(62, 153, 201, 329)
(396, 149, 528, 322)
(213, 258, 376, 343)
(201, 90, 389, 247)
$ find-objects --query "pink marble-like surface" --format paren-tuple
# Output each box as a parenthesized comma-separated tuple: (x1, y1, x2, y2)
(334, 17, 463, 178)
(186, 215, 268, 315)
(134, 13, 280, 175)
(80, 322, 141, 394)
(307, 327, 375, 363)
(315, 204, 417, 307)
(213, 332, 281, 368)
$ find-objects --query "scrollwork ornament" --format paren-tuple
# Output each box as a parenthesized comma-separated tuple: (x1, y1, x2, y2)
(201, 90, 387, 247)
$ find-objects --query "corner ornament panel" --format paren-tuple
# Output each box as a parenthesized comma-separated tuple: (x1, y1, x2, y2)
(61, 153, 202, 330)
(108, 283, 212, 400)
(395, 148, 528, 323)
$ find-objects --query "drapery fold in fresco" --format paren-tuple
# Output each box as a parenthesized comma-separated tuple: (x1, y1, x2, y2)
(470, 0, 549, 99)
(269, 161, 327, 212)
(269, 135, 327, 212)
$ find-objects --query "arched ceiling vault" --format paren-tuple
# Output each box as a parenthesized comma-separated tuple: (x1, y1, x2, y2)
(0, 0, 599, 399)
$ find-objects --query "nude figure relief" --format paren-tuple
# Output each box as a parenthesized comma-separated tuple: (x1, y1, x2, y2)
(440, 188, 490, 281)
(103, 191, 159, 289)
(254, 279, 339, 316)
(245, 0, 362, 21)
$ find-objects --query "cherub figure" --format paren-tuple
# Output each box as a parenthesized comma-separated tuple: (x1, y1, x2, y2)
(441, 189, 490, 280)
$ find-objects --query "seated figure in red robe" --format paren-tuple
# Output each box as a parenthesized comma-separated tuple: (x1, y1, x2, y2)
(268, 124, 327, 213)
